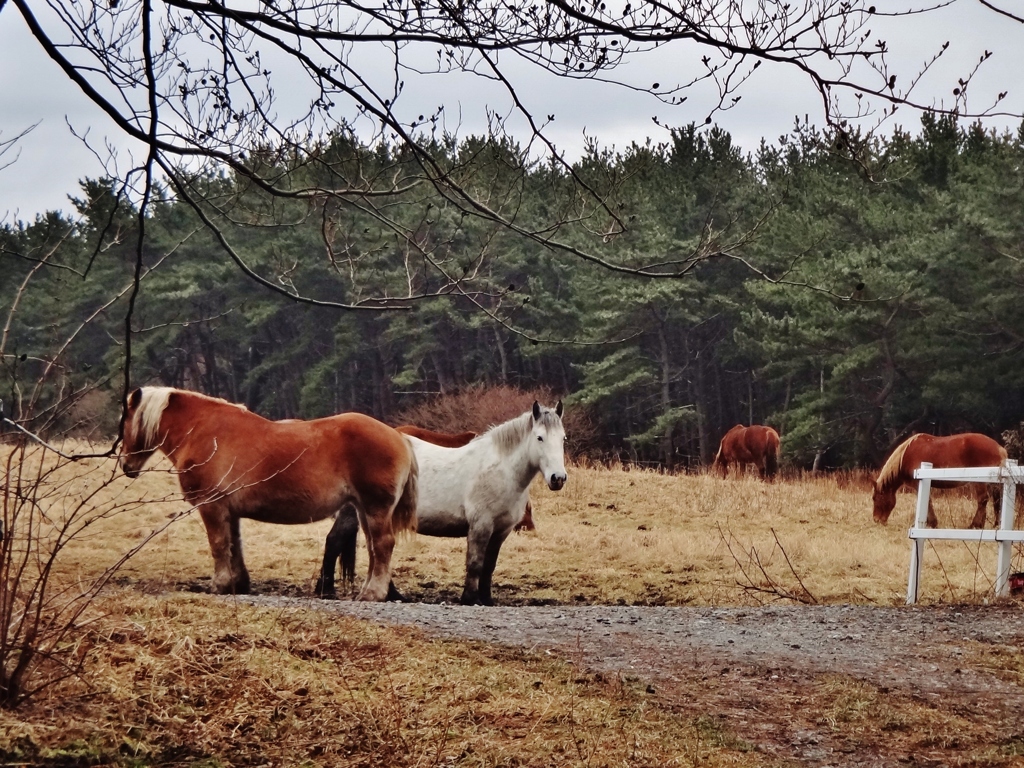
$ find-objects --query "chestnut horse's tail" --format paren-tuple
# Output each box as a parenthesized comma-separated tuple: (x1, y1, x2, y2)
(764, 428, 781, 480)
(876, 433, 921, 492)
(391, 440, 419, 536)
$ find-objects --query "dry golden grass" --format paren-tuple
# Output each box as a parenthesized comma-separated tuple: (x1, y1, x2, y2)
(381, 462, 1019, 607)
(27, 442, 1021, 607)
(0, 591, 771, 767)
(3, 441, 1022, 765)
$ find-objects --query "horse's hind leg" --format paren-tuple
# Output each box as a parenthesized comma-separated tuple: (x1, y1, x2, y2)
(969, 485, 995, 529)
(316, 504, 359, 599)
(199, 506, 250, 594)
(926, 499, 939, 529)
(355, 500, 399, 602)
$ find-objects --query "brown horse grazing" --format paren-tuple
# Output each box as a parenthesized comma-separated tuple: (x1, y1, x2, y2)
(872, 433, 1007, 529)
(119, 387, 417, 600)
(315, 424, 535, 599)
(712, 424, 781, 481)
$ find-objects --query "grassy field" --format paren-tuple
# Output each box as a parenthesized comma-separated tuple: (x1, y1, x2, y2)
(74, 452, 1020, 606)
(2, 442, 1022, 766)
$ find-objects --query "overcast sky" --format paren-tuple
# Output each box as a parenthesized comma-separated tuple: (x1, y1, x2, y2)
(2, 2, 1022, 225)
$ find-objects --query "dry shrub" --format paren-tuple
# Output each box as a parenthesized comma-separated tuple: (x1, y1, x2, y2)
(395, 385, 599, 458)
(0, 438, 186, 709)
(1002, 423, 1024, 462)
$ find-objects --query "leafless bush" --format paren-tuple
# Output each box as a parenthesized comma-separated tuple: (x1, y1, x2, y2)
(716, 522, 818, 605)
(0, 438, 186, 708)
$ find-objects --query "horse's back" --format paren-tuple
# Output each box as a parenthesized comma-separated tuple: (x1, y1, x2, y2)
(721, 424, 778, 463)
(183, 408, 413, 521)
(397, 425, 476, 448)
(905, 432, 1005, 470)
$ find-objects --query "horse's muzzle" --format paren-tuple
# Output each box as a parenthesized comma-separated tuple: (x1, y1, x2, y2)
(120, 458, 141, 479)
(548, 473, 567, 491)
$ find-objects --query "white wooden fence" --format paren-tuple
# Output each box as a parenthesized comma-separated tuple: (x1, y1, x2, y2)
(907, 459, 1024, 603)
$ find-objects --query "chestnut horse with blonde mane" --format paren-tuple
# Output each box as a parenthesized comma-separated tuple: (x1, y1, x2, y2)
(119, 387, 418, 600)
(713, 424, 780, 480)
(872, 432, 1006, 529)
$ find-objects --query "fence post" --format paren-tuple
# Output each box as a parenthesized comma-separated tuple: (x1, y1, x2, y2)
(907, 462, 933, 604)
(996, 459, 1018, 598)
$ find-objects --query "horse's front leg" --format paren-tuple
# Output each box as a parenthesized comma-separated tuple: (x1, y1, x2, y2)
(478, 527, 513, 607)
(199, 506, 250, 594)
(461, 522, 494, 606)
(926, 499, 939, 529)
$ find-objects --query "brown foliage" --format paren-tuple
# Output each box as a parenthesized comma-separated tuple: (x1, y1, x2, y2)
(1002, 423, 1024, 463)
(395, 385, 598, 458)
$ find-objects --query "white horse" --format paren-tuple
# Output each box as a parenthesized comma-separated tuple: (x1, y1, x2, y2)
(316, 401, 567, 605)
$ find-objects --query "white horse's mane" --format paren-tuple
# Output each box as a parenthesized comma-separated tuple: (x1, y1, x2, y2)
(484, 407, 562, 457)
(134, 387, 246, 448)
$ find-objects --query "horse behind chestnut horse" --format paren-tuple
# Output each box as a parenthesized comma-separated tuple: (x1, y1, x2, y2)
(118, 387, 418, 600)
(317, 402, 566, 605)
(390, 426, 536, 531)
(712, 424, 781, 480)
(872, 432, 1006, 529)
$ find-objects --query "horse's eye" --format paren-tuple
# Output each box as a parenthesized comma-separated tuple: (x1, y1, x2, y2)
(537, 436, 544, 442)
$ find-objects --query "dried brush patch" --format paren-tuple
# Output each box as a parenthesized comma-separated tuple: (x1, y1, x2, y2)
(0, 592, 762, 767)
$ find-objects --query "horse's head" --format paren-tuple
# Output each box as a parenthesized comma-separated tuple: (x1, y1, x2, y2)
(872, 483, 896, 524)
(119, 387, 161, 478)
(530, 400, 567, 491)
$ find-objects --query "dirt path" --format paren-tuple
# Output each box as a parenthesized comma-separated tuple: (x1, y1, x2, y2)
(234, 596, 1024, 766)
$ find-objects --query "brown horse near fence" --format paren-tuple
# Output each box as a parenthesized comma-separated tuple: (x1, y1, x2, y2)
(872, 433, 1006, 528)
(119, 386, 418, 600)
(712, 424, 781, 481)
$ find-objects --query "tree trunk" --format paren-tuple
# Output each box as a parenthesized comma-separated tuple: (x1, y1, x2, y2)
(494, 326, 508, 384)
(658, 325, 674, 469)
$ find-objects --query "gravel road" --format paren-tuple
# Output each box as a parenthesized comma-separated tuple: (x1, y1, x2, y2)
(233, 596, 1024, 766)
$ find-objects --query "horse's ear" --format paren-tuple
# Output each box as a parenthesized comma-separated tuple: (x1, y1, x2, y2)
(532, 401, 541, 420)
(128, 388, 143, 409)
(555, 400, 563, 418)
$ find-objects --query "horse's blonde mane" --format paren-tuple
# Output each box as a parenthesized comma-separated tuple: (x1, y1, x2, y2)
(485, 408, 562, 456)
(134, 387, 247, 449)
(875, 433, 922, 491)
(134, 387, 174, 449)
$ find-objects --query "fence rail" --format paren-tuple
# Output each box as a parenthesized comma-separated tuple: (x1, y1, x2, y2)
(907, 460, 1022, 603)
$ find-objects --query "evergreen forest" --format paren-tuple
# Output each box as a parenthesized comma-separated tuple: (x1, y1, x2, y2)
(4, 114, 1024, 471)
